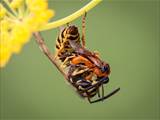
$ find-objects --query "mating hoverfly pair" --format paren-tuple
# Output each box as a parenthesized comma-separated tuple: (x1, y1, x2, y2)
(54, 14, 120, 103)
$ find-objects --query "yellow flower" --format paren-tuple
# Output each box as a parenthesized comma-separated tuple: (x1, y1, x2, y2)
(0, 4, 6, 18)
(10, 0, 23, 9)
(0, 0, 54, 68)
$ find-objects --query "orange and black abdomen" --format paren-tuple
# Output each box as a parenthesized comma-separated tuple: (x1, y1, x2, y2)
(55, 25, 81, 62)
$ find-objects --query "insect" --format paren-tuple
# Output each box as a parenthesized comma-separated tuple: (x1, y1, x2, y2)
(54, 13, 120, 103)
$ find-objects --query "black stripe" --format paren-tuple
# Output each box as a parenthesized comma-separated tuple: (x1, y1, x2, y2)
(64, 45, 70, 49)
(61, 29, 66, 38)
(64, 41, 69, 46)
(67, 35, 79, 41)
(57, 37, 61, 43)
(56, 44, 60, 49)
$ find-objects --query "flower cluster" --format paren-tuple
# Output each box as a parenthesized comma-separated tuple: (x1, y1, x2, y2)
(0, 0, 54, 68)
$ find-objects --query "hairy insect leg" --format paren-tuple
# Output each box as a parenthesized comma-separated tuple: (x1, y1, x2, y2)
(82, 12, 87, 47)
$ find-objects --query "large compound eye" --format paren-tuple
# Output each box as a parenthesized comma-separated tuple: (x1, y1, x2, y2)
(102, 64, 110, 73)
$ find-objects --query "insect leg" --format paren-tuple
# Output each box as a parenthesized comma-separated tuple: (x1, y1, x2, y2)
(60, 55, 75, 68)
(100, 77, 109, 101)
(82, 12, 87, 47)
(97, 88, 100, 98)
(67, 64, 77, 79)
(90, 87, 120, 104)
(85, 91, 92, 103)
(85, 77, 108, 91)
(87, 96, 92, 103)
(101, 84, 104, 101)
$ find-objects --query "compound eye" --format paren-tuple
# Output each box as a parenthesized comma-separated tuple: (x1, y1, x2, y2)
(102, 66, 106, 71)
(102, 64, 110, 73)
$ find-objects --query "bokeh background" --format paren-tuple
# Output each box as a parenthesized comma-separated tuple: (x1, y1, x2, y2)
(0, 0, 160, 120)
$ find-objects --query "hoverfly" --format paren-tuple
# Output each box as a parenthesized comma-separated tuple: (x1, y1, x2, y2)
(54, 13, 120, 103)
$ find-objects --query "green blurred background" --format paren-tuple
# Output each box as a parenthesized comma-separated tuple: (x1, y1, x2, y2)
(0, 0, 160, 120)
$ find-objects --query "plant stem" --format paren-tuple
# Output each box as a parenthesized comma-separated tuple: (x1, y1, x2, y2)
(33, 32, 68, 80)
(39, 0, 102, 31)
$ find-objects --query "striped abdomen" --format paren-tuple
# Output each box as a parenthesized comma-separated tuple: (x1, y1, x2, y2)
(55, 25, 81, 62)
(70, 71, 99, 98)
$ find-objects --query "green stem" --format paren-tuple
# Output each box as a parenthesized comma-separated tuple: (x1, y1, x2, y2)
(39, 0, 102, 31)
